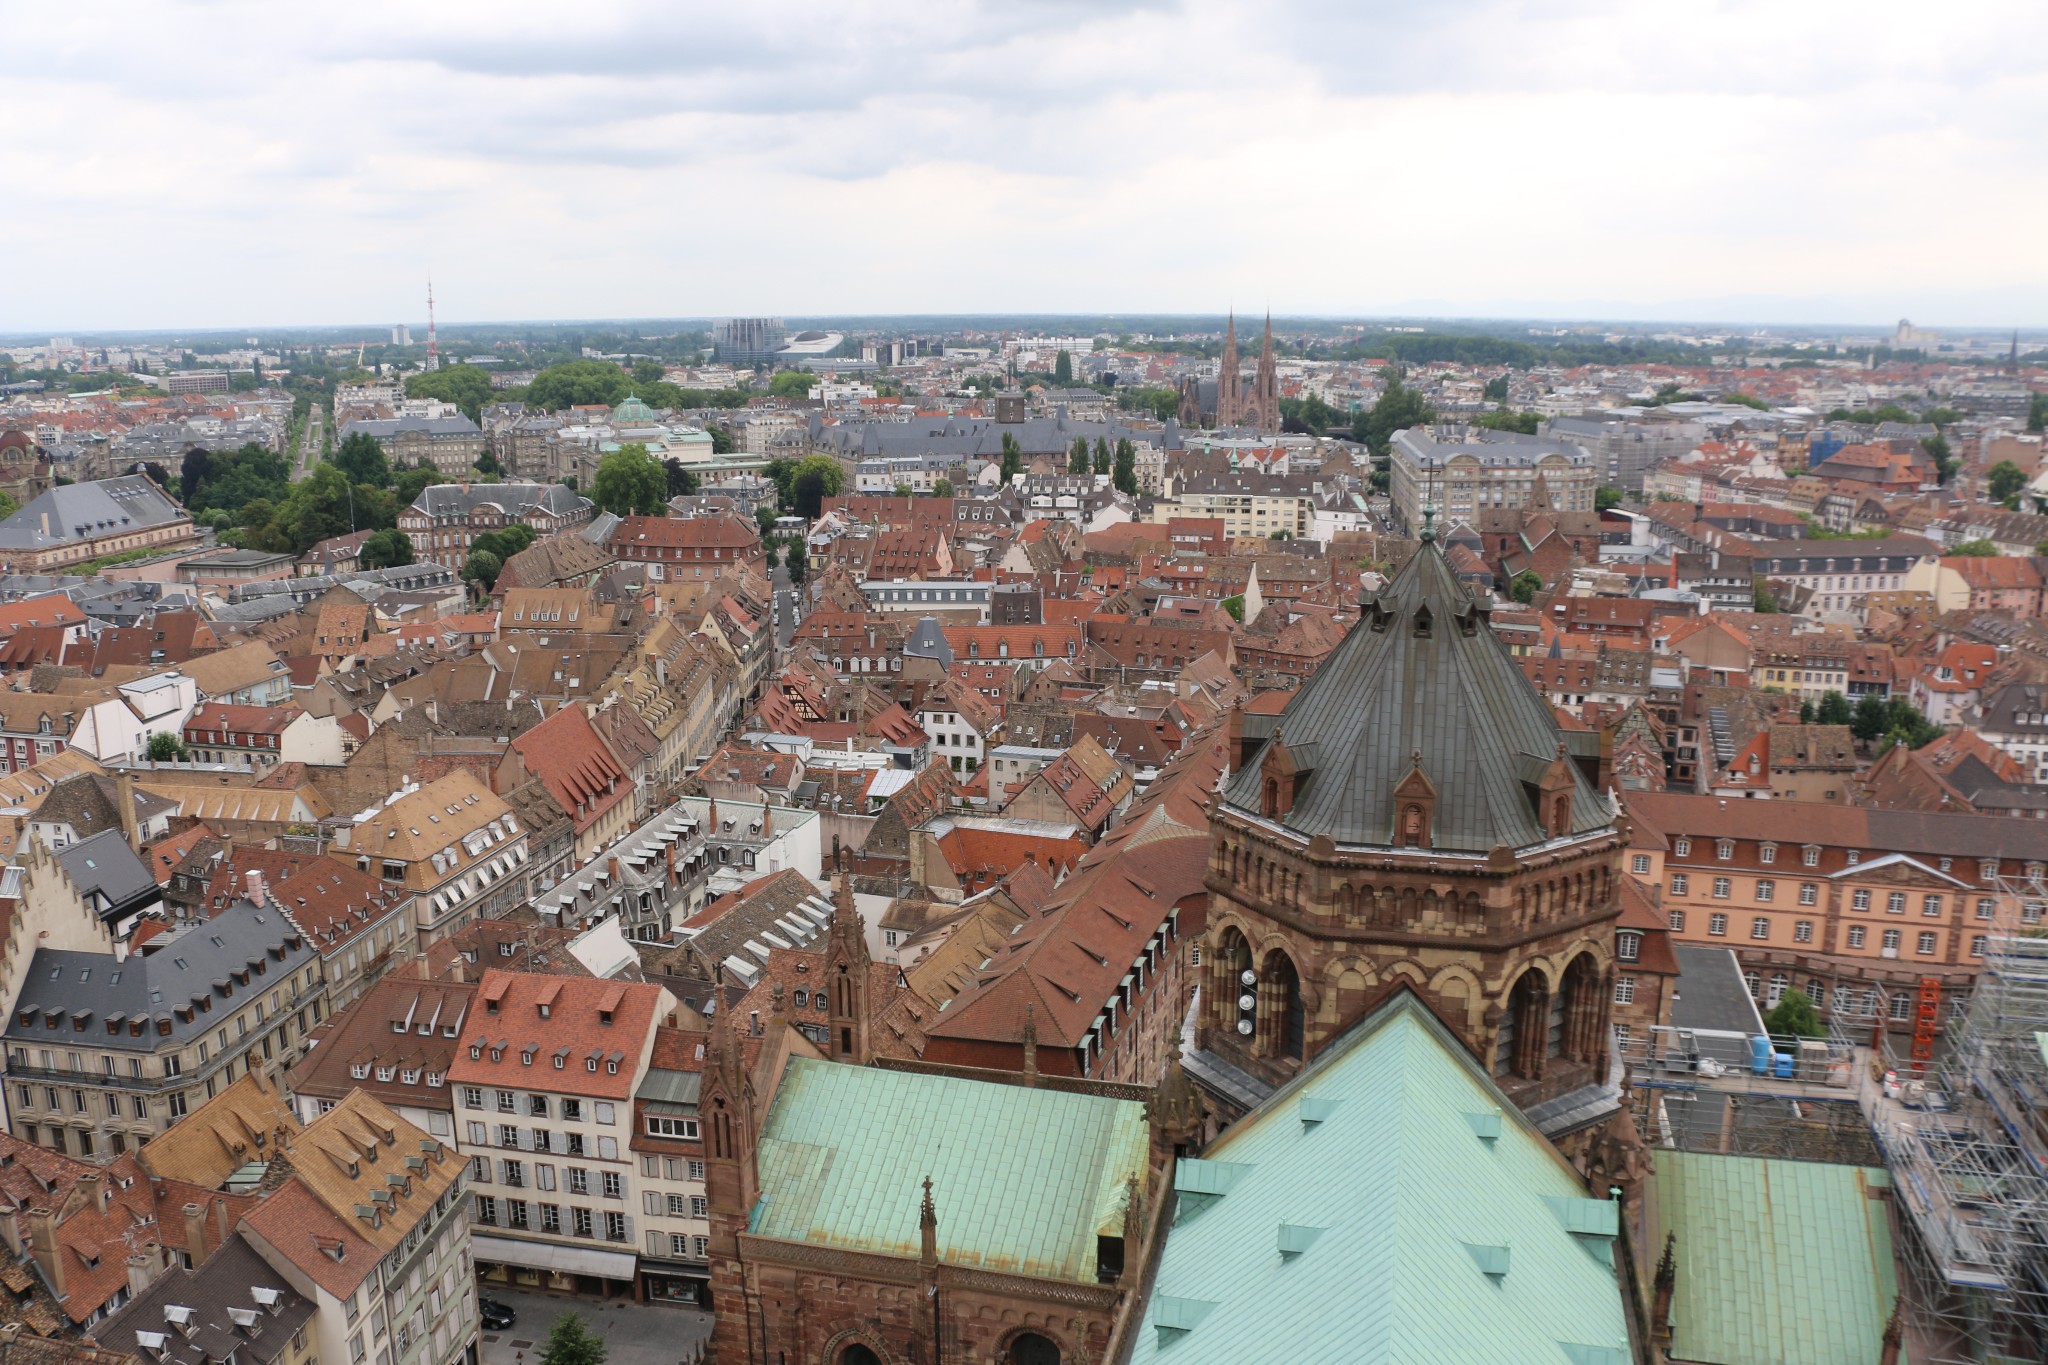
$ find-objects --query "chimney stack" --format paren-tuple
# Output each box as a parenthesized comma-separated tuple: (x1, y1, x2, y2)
(127, 1251, 160, 1299)
(245, 869, 266, 906)
(116, 770, 141, 852)
(26, 1206, 64, 1299)
(182, 1201, 208, 1262)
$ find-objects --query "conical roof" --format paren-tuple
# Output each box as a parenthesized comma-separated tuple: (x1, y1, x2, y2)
(1220, 543, 1609, 853)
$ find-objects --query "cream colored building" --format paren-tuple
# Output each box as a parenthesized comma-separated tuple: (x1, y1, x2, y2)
(337, 771, 530, 946)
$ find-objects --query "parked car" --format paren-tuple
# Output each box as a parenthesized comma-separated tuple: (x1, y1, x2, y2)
(479, 1299, 516, 1331)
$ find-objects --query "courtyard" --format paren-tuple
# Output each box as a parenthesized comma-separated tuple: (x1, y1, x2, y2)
(477, 1287, 712, 1365)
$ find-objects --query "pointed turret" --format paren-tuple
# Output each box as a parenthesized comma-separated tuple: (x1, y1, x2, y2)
(1251, 310, 1280, 433)
(1217, 310, 1243, 428)
(825, 863, 873, 1063)
(919, 1175, 939, 1269)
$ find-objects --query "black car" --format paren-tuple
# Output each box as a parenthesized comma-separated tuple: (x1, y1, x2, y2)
(478, 1300, 516, 1331)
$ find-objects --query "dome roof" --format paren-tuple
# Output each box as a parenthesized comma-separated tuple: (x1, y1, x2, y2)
(1220, 543, 1610, 853)
(611, 395, 659, 423)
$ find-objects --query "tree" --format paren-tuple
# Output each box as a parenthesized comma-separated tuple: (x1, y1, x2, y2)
(790, 455, 846, 520)
(1595, 486, 1623, 513)
(894, 483, 915, 500)
(1799, 700, 1816, 724)
(1948, 538, 2001, 557)
(932, 478, 954, 498)
(762, 541, 780, 568)
(664, 458, 698, 498)
(473, 448, 509, 480)
(524, 361, 632, 411)
(1352, 373, 1436, 460)
(2030, 393, 2048, 433)
(1112, 437, 1136, 495)
(359, 529, 415, 569)
(708, 425, 737, 455)
(1752, 577, 1779, 613)
(1922, 434, 1957, 484)
(331, 432, 390, 487)
(403, 365, 495, 422)
(461, 549, 503, 593)
(1989, 460, 2028, 503)
(179, 447, 214, 504)
(767, 370, 815, 399)
(1851, 692, 1890, 742)
(1880, 695, 1942, 750)
(1053, 349, 1073, 384)
(393, 465, 446, 506)
(1093, 437, 1111, 476)
(471, 524, 537, 565)
(146, 731, 186, 763)
(1473, 409, 1540, 434)
(537, 1312, 606, 1365)
(784, 537, 808, 584)
(1816, 691, 1853, 726)
(592, 442, 668, 517)
(632, 360, 665, 386)
(1764, 988, 1823, 1039)
(999, 432, 1024, 484)
(754, 506, 779, 537)
(1510, 570, 1543, 604)
(1070, 437, 1090, 476)
(1482, 375, 1509, 403)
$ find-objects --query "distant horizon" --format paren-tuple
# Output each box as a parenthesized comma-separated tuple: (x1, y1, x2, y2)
(6, 3, 2043, 333)
(9, 310, 2045, 348)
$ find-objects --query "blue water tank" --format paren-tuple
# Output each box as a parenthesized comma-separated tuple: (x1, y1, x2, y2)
(1750, 1034, 1773, 1075)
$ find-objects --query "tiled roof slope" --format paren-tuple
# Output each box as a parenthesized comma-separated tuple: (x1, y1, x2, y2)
(1221, 540, 1609, 851)
(1128, 992, 1630, 1364)
(750, 1056, 1146, 1284)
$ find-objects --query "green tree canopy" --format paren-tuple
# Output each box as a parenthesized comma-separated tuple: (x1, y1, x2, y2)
(393, 464, 446, 507)
(664, 458, 698, 498)
(471, 523, 536, 565)
(789, 455, 846, 520)
(754, 506, 779, 537)
(1764, 988, 1823, 1039)
(147, 731, 187, 762)
(1093, 437, 1111, 475)
(472, 448, 508, 480)
(461, 549, 503, 592)
(331, 432, 390, 487)
(708, 425, 737, 455)
(1112, 437, 1136, 495)
(932, 477, 954, 499)
(768, 370, 815, 399)
(359, 528, 415, 570)
(403, 365, 495, 422)
(632, 360, 665, 385)
(1070, 437, 1091, 475)
(539, 1312, 606, 1365)
(1595, 486, 1623, 513)
(1510, 570, 1543, 604)
(1482, 375, 1509, 403)
(1000, 432, 1024, 484)
(1473, 408, 1540, 434)
(1948, 538, 2002, 558)
(1816, 691, 1853, 726)
(524, 361, 633, 411)
(184, 442, 290, 516)
(1053, 349, 1073, 384)
(591, 442, 668, 517)
(784, 537, 809, 584)
(1988, 461, 2028, 503)
(1352, 374, 1436, 460)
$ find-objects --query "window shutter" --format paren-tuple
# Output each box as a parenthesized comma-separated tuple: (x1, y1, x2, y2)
(646, 1229, 663, 1257)
(644, 1191, 661, 1217)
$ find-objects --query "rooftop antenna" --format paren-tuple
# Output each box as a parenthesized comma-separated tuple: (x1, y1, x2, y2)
(426, 278, 439, 373)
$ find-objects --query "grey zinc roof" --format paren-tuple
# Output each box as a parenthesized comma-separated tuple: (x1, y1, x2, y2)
(5, 901, 314, 1051)
(0, 476, 189, 549)
(341, 414, 482, 439)
(55, 829, 160, 913)
(902, 615, 953, 665)
(1391, 427, 1592, 472)
(1220, 541, 1611, 853)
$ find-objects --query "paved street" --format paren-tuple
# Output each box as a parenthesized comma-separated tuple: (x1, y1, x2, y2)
(477, 1288, 710, 1365)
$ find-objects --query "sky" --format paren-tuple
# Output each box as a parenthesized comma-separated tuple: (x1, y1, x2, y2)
(7, 0, 2047, 332)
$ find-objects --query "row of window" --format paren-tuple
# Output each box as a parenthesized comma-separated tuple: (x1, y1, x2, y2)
(1656, 843, 2021, 883)
(460, 1088, 615, 1124)
(1668, 872, 1995, 919)
(471, 1156, 620, 1196)
(464, 1123, 618, 1159)
(1673, 907, 1983, 957)
(472, 1195, 628, 1242)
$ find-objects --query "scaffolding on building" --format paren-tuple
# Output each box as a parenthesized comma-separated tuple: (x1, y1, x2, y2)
(1873, 872, 2048, 1364)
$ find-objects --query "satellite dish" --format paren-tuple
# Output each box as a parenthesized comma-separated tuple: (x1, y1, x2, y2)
(1236, 1019, 1254, 1036)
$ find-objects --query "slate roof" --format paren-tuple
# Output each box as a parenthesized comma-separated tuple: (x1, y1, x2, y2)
(90, 1235, 315, 1365)
(1221, 541, 1610, 852)
(1128, 992, 1631, 1365)
(55, 828, 160, 915)
(750, 1056, 1147, 1283)
(0, 477, 188, 550)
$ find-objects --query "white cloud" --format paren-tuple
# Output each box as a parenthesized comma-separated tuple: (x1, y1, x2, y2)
(4, 0, 2045, 330)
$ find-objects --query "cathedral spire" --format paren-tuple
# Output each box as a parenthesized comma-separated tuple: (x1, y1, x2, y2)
(1250, 311, 1280, 434)
(826, 860, 873, 1064)
(1218, 309, 1243, 428)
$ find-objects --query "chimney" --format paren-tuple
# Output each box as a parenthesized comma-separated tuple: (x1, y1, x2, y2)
(127, 1252, 160, 1299)
(214, 1197, 232, 1249)
(245, 869, 266, 907)
(26, 1206, 63, 1299)
(116, 770, 141, 852)
(608, 857, 620, 883)
(79, 1171, 109, 1214)
(182, 1201, 208, 1263)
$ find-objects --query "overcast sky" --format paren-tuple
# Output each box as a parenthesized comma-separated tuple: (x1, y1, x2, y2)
(8, 0, 2045, 332)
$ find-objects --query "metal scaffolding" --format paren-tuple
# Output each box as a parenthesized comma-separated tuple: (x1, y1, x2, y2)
(1875, 873, 2048, 1364)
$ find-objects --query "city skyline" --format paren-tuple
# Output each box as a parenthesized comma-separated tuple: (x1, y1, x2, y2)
(7, 0, 2046, 330)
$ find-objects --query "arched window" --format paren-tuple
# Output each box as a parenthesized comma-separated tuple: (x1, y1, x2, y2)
(839, 1346, 883, 1365)
(1009, 1333, 1061, 1365)
(1263, 950, 1304, 1063)
(1497, 969, 1550, 1080)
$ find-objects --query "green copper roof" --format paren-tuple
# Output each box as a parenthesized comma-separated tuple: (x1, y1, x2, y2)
(749, 1057, 1147, 1284)
(1652, 1152, 1900, 1365)
(1220, 542, 1609, 851)
(1129, 994, 1631, 1364)
(611, 394, 659, 422)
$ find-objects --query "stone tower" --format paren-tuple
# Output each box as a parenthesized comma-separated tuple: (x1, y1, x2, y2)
(1216, 310, 1244, 428)
(824, 864, 872, 1064)
(1250, 312, 1280, 433)
(1198, 533, 1625, 1116)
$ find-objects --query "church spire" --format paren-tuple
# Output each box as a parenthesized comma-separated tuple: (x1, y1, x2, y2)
(1218, 309, 1243, 428)
(826, 858, 873, 1064)
(1251, 311, 1280, 434)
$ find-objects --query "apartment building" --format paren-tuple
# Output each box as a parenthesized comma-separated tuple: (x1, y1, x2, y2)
(286, 975, 473, 1143)
(3, 898, 323, 1160)
(258, 862, 419, 1014)
(448, 970, 675, 1301)
(1625, 792, 2048, 1031)
(339, 772, 530, 946)
(395, 483, 594, 563)
(1389, 427, 1596, 533)
(1153, 471, 1312, 540)
(90, 1234, 318, 1365)
(240, 1095, 476, 1365)
(1746, 537, 1941, 619)
(628, 1026, 709, 1308)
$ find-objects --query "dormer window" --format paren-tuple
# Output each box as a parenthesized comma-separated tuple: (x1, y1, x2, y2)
(1617, 932, 1641, 962)
(1759, 844, 1777, 864)
(1717, 840, 1734, 861)
(1673, 838, 1691, 857)
(586, 1057, 599, 1072)
(468, 1044, 483, 1060)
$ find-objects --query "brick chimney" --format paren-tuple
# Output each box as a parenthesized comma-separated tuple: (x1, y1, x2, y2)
(27, 1206, 64, 1298)
(245, 869, 267, 907)
(182, 1201, 208, 1262)
(127, 1251, 160, 1299)
(116, 770, 141, 852)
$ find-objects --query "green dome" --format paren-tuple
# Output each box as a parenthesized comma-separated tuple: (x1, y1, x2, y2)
(612, 395, 658, 423)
